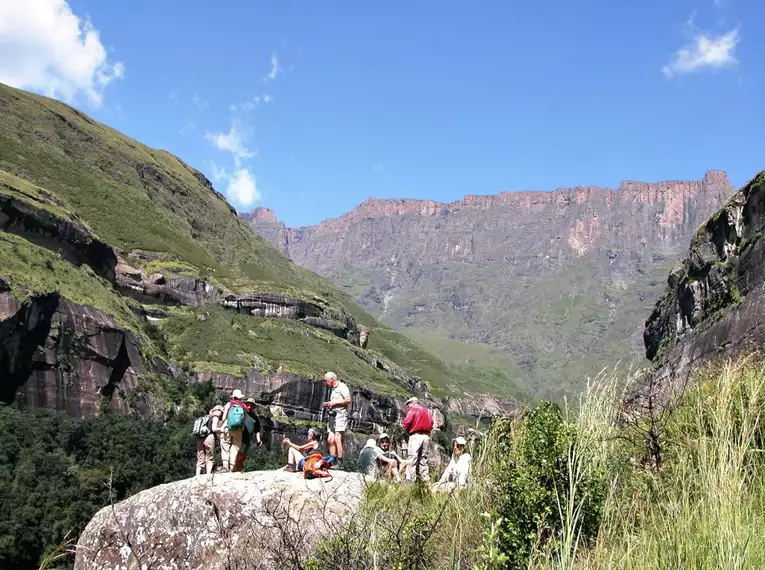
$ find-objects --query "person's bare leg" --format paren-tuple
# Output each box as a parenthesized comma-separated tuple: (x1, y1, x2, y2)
(328, 432, 337, 457)
(336, 433, 344, 461)
(287, 447, 301, 468)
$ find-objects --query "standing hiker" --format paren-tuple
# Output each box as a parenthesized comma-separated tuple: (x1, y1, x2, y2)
(401, 397, 433, 483)
(220, 389, 247, 472)
(321, 371, 351, 469)
(194, 405, 224, 476)
(233, 397, 263, 472)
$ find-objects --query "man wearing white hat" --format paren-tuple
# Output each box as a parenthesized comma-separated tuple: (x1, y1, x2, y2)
(401, 396, 433, 483)
(219, 389, 246, 472)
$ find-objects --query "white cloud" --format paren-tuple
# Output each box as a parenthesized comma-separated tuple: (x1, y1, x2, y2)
(226, 168, 260, 206)
(663, 29, 740, 78)
(267, 52, 280, 80)
(205, 124, 256, 161)
(262, 93, 274, 103)
(191, 93, 208, 111)
(0, 0, 124, 105)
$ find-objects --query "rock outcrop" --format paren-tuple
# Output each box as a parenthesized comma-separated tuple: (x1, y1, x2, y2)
(640, 171, 765, 397)
(249, 171, 734, 398)
(0, 179, 117, 281)
(75, 470, 365, 570)
(0, 293, 144, 416)
(116, 261, 222, 307)
(222, 292, 361, 344)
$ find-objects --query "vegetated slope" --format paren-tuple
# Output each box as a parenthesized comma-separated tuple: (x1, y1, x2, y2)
(0, 82, 497, 405)
(248, 171, 734, 400)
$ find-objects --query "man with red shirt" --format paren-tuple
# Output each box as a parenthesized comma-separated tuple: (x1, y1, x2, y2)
(401, 396, 433, 483)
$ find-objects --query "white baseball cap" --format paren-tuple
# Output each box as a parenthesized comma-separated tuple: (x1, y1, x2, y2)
(454, 436, 467, 446)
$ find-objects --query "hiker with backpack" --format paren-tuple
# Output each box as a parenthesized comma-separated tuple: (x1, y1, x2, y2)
(357, 438, 399, 482)
(401, 397, 434, 483)
(194, 405, 224, 476)
(219, 389, 248, 472)
(321, 371, 351, 469)
(233, 397, 263, 472)
(282, 428, 320, 472)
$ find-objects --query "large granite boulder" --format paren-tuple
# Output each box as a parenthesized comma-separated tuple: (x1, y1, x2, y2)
(74, 470, 366, 570)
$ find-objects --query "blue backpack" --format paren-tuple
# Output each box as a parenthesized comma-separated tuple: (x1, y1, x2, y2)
(227, 401, 246, 430)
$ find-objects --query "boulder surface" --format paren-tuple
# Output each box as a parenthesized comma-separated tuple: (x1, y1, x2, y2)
(75, 470, 366, 570)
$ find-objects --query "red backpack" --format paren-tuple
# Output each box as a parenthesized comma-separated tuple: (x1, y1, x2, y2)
(303, 453, 332, 480)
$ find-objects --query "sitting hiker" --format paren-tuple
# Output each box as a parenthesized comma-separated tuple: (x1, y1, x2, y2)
(433, 436, 471, 493)
(376, 433, 405, 483)
(219, 389, 247, 472)
(282, 428, 320, 472)
(357, 438, 397, 481)
(233, 397, 263, 472)
(194, 405, 224, 476)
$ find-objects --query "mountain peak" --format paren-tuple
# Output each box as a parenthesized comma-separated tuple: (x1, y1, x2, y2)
(243, 206, 280, 224)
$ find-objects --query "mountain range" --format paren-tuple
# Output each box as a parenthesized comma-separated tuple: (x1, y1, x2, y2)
(248, 171, 734, 400)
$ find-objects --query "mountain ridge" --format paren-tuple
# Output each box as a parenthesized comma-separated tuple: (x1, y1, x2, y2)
(248, 169, 734, 399)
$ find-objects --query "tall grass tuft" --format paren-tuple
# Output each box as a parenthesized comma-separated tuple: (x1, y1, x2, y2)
(563, 354, 765, 570)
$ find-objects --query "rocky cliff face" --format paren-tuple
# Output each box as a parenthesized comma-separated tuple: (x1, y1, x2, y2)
(75, 470, 365, 570)
(640, 170, 765, 398)
(249, 171, 734, 398)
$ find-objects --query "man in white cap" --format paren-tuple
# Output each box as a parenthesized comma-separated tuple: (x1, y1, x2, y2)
(321, 371, 351, 468)
(219, 389, 247, 472)
(433, 436, 471, 493)
(376, 432, 405, 483)
(401, 396, 433, 483)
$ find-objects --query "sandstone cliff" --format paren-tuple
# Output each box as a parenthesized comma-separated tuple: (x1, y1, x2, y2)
(249, 171, 734, 398)
(641, 170, 765, 398)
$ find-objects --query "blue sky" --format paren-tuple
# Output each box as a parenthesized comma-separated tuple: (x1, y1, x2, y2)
(1, 1, 763, 227)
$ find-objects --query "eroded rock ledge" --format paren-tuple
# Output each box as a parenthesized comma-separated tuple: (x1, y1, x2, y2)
(0, 187, 117, 281)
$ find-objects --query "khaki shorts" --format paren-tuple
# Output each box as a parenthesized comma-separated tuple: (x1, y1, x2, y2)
(328, 413, 347, 434)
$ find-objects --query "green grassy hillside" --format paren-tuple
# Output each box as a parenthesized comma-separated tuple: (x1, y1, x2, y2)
(0, 82, 514, 398)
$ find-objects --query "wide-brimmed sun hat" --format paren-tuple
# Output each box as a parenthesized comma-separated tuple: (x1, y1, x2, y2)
(232, 389, 244, 399)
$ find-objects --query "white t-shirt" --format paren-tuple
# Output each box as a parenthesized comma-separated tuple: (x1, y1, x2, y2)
(330, 381, 351, 420)
(438, 453, 471, 487)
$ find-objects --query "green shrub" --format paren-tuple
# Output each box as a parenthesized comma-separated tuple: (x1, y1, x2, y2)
(488, 401, 608, 569)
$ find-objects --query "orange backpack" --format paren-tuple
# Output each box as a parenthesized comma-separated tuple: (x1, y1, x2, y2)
(303, 453, 332, 480)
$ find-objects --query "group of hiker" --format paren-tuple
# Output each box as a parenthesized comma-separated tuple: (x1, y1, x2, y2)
(193, 371, 471, 491)
(193, 389, 262, 475)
